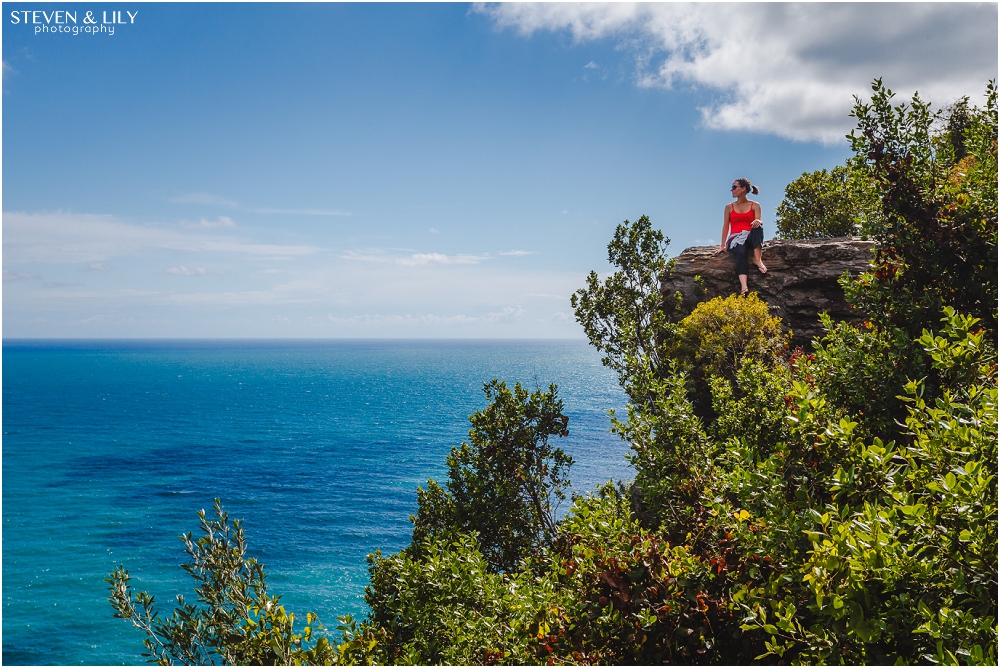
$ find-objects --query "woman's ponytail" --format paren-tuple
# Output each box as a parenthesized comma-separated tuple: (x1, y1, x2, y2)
(736, 177, 759, 195)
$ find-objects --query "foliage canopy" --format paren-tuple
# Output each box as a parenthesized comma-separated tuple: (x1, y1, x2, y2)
(775, 165, 877, 239)
(410, 379, 572, 573)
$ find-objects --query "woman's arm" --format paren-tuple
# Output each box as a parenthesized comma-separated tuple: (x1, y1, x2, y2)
(718, 204, 731, 253)
(751, 201, 762, 228)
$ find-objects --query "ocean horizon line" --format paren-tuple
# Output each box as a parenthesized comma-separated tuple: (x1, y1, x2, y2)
(3, 336, 592, 348)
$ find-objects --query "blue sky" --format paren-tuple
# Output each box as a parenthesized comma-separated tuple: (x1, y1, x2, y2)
(3, 2, 996, 338)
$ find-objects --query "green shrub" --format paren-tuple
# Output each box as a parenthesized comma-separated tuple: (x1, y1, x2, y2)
(410, 379, 572, 573)
(667, 293, 790, 417)
(107, 501, 338, 666)
(614, 367, 712, 538)
(571, 215, 674, 402)
(844, 79, 998, 342)
(776, 165, 882, 239)
(795, 315, 925, 441)
(739, 309, 998, 664)
(708, 358, 794, 460)
(365, 532, 563, 665)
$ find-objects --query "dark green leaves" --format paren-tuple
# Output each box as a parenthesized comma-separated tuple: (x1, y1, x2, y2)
(571, 215, 672, 400)
(411, 379, 572, 573)
(107, 500, 341, 665)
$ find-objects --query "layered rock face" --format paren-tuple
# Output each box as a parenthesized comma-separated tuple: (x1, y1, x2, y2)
(660, 237, 875, 349)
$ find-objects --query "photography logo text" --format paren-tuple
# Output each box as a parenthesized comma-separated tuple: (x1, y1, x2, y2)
(10, 9, 137, 36)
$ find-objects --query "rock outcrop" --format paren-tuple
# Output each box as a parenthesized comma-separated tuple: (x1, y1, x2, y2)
(661, 237, 875, 349)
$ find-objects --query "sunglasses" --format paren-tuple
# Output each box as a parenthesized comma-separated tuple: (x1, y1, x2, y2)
(730, 185, 740, 190)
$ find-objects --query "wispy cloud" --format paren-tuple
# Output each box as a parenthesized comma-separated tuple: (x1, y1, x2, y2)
(327, 306, 526, 326)
(180, 216, 236, 229)
(478, 2, 998, 143)
(340, 249, 492, 266)
(3, 211, 323, 264)
(3, 270, 41, 282)
(499, 250, 534, 256)
(403, 253, 489, 266)
(82, 262, 108, 272)
(584, 60, 598, 69)
(165, 266, 215, 276)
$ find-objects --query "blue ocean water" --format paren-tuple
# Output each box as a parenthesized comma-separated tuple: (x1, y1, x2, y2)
(2, 339, 629, 665)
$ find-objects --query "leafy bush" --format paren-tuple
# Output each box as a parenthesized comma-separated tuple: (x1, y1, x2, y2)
(844, 79, 998, 342)
(776, 165, 882, 238)
(708, 357, 793, 459)
(738, 309, 998, 665)
(672, 293, 789, 384)
(542, 485, 749, 665)
(410, 379, 572, 573)
(571, 214, 673, 401)
(613, 367, 712, 537)
(364, 532, 563, 665)
(668, 293, 790, 417)
(794, 315, 924, 441)
(107, 500, 338, 666)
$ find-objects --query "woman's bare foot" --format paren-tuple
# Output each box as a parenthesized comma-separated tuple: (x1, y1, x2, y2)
(756, 261, 768, 274)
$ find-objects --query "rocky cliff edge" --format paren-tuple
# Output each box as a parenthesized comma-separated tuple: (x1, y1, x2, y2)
(660, 237, 875, 349)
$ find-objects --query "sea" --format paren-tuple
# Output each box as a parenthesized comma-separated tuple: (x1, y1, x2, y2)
(2, 339, 630, 665)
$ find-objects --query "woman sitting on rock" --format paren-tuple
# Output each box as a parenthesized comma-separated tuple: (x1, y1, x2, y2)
(717, 177, 767, 295)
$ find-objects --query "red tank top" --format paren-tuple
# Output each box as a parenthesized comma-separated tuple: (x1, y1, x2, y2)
(729, 205, 755, 235)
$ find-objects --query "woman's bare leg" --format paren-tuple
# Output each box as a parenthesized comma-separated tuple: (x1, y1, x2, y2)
(754, 246, 767, 273)
(739, 274, 749, 294)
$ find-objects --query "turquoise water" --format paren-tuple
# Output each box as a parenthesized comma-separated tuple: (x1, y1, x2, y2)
(2, 340, 629, 665)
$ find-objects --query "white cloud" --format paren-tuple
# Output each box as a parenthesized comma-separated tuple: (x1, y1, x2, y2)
(477, 2, 998, 143)
(180, 216, 236, 229)
(2, 211, 322, 264)
(83, 262, 108, 272)
(403, 253, 488, 266)
(499, 250, 534, 256)
(340, 249, 492, 266)
(327, 306, 526, 326)
(584, 60, 598, 69)
(3, 270, 41, 282)
(165, 266, 209, 276)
